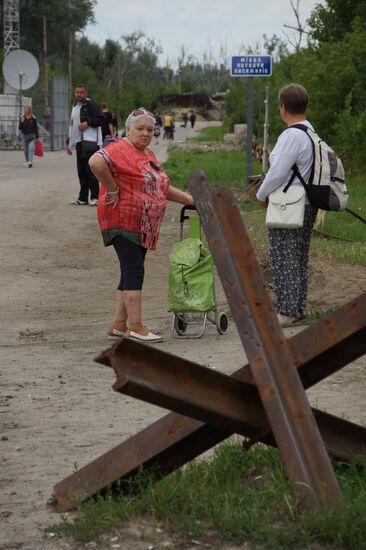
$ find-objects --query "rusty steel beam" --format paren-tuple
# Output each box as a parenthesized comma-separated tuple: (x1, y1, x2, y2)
(53, 294, 366, 511)
(190, 174, 343, 506)
(107, 340, 366, 463)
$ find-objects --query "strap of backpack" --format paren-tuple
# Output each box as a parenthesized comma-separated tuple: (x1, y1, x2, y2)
(288, 164, 309, 194)
(289, 123, 316, 185)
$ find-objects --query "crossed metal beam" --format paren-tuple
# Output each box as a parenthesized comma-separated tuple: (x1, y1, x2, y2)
(53, 174, 366, 512)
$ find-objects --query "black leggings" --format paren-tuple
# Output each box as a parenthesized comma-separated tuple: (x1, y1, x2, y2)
(112, 234, 147, 291)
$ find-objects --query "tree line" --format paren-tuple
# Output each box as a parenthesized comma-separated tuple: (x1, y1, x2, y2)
(1, 0, 365, 170)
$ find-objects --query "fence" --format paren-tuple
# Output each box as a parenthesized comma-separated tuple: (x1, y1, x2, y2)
(0, 76, 69, 151)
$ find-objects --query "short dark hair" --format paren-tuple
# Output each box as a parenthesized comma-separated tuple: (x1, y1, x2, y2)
(75, 84, 87, 91)
(278, 84, 308, 115)
(100, 102, 108, 109)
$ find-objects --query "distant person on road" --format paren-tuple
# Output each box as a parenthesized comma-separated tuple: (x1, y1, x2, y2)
(189, 111, 196, 129)
(182, 112, 188, 128)
(154, 121, 161, 144)
(66, 84, 103, 206)
(163, 112, 174, 140)
(256, 83, 317, 327)
(155, 112, 163, 128)
(100, 103, 114, 143)
(89, 107, 194, 343)
(19, 105, 38, 168)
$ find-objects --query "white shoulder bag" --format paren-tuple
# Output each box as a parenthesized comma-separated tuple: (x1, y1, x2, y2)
(266, 184, 306, 229)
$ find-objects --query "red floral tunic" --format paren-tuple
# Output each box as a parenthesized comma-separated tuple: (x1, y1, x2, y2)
(96, 139, 170, 250)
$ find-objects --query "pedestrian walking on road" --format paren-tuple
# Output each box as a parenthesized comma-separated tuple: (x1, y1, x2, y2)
(163, 112, 175, 140)
(182, 112, 188, 128)
(66, 84, 103, 206)
(89, 107, 194, 343)
(19, 105, 38, 168)
(189, 111, 196, 129)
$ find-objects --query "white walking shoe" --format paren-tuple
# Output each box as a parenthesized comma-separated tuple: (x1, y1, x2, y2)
(127, 329, 163, 343)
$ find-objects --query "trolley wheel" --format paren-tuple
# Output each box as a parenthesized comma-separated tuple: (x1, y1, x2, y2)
(216, 312, 229, 335)
(174, 314, 187, 335)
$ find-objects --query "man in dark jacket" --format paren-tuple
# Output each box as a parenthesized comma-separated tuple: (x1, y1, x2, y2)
(67, 84, 103, 206)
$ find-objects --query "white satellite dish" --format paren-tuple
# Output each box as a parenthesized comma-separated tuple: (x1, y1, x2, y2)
(2, 49, 39, 91)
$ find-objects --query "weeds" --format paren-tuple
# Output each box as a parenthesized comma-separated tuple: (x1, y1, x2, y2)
(46, 442, 366, 549)
(163, 148, 248, 190)
(188, 125, 227, 142)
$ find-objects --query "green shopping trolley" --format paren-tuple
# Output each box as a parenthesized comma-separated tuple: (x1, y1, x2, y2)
(168, 205, 229, 339)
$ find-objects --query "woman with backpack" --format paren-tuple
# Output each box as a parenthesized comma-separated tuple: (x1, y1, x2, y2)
(256, 84, 318, 327)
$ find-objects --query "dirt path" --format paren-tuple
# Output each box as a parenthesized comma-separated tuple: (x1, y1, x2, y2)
(0, 123, 365, 550)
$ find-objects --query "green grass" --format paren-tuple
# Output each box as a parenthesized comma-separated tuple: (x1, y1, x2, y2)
(163, 148, 248, 191)
(188, 125, 227, 142)
(46, 442, 366, 549)
(311, 176, 366, 264)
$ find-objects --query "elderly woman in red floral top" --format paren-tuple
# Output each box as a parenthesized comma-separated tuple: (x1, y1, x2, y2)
(89, 108, 194, 342)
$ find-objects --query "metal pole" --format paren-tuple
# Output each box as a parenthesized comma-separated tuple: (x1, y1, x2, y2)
(246, 76, 254, 188)
(257, 78, 262, 141)
(18, 72, 23, 145)
(42, 15, 49, 110)
(262, 86, 269, 174)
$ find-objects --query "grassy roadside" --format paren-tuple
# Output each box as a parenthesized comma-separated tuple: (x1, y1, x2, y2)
(47, 442, 366, 549)
(188, 124, 227, 142)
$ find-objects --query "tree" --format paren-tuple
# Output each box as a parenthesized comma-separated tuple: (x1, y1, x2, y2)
(283, 0, 310, 51)
(308, 0, 366, 44)
(19, 0, 95, 70)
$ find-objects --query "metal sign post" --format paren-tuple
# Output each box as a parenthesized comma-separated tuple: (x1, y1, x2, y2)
(246, 77, 254, 184)
(262, 86, 269, 174)
(231, 55, 272, 188)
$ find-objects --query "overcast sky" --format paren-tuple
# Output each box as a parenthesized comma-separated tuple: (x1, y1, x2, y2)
(84, 0, 324, 65)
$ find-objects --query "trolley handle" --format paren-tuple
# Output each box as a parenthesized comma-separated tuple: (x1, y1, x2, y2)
(180, 204, 196, 224)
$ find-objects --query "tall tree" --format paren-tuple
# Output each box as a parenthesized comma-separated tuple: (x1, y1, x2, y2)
(308, 0, 366, 44)
(19, 0, 95, 71)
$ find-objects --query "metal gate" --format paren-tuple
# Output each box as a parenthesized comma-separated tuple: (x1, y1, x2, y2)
(0, 76, 69, 151)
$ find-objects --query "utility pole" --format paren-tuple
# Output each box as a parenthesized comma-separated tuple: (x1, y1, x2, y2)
(68, 0, 73, 105)
(41, 15, 49, 110)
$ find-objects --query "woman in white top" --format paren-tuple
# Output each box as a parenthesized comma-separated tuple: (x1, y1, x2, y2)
(256, 84, 318, 327)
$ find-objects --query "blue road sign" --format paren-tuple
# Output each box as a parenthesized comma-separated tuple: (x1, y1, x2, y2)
(231, 55, 272, 77)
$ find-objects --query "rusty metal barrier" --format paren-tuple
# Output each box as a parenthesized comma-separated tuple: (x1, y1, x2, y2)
(52, 173, 366, 512)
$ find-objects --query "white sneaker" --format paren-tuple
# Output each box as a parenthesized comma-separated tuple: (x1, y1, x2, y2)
(127, 329, 163, 343)
(89, 199, 98, 206)
(70, 199, 88, 205)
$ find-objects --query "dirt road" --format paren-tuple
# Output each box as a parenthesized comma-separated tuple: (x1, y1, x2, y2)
(1, 123, 365, 550)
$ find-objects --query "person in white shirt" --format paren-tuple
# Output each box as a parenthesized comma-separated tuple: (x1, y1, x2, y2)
(256, 83, 318, 327)
(66, 84, 103, 206)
